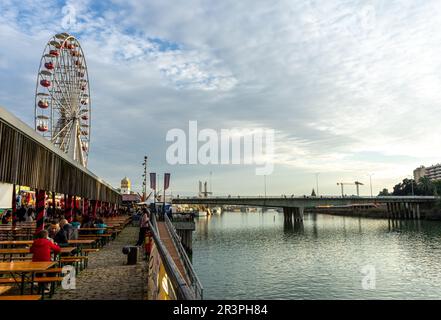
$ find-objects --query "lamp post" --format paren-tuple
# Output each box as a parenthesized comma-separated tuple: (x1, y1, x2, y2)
(142, 156, 148, 201)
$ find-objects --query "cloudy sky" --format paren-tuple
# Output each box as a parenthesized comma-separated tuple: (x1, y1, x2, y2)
(1, 0, 441, 197)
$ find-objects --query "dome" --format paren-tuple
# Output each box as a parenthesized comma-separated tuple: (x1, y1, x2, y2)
(121, 177, 131, 188)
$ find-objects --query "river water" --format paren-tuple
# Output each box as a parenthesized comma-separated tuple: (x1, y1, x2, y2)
(192, 211, 441, 299)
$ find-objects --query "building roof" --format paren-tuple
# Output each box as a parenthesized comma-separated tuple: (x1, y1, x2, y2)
(122, 193, 140, 202)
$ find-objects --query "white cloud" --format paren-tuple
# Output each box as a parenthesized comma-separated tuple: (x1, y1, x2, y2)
(1, 0, 441, 195)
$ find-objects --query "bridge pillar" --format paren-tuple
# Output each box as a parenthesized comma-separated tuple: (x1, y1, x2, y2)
(416, 203, 421, 220)
(412, 203, 418, 220)
(403, 202, 409, 220)
(296, 207, 304, 221)
(407, 202, 415, 220)
(398, 202, 404, 219)
(391, 202, 396, 219)
(386, 203, 390, 219)
(283, 207, 289, 223)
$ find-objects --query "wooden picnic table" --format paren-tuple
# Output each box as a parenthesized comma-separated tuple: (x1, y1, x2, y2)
(78, 228, 107, 231)
(68, 240, 96, 245)
(0, 247, 75, 255)
(0, 261, 57, 294)
(0, 241, 33, 247)
(0, 295, 41, 300)
(0, 286, 12, 295)
(0, 247, 76, 262)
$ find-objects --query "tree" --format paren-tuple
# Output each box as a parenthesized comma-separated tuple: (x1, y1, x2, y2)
(378, 188, 390, 196)
(311, 188, 316, 197)
(417, 176, 435, 196)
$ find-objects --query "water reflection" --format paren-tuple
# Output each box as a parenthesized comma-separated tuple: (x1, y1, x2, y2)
(192, 211, 441, 299)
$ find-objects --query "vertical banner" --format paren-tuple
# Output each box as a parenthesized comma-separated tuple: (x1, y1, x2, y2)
(83, 198, 89, 218)
(164, 173, 171, 191)
(35, 189, 46, 235)
(91, 200, 97, 218)
(52, 192, 56, 217)
(150, 173, 157, 190)
(65, 195, 73, 222)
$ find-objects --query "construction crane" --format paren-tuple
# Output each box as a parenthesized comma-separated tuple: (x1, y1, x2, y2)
(354, 181, 364, 196)
(337, 181, 364, 197)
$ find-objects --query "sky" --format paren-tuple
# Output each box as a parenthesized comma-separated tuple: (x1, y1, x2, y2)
(1, 0, 441, 197)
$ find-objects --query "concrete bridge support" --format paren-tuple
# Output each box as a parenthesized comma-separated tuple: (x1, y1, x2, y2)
(283, 207, 293, 224)
(388, 202, 421, 221)
(293, 207, 304, 221)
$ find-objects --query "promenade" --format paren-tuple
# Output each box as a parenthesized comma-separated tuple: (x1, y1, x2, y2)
(52, 226, 148, 300)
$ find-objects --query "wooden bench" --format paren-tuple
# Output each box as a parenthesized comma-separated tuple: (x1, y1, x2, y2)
(0, 286, 12, 295)
(0, 295, 41, 300)
(0, 278, 21, 285)
(60, 257, 88, 272)
(32, 276, 64, 298)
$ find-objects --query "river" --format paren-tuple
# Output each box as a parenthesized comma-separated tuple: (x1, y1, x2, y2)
(192, 211, 441, 299)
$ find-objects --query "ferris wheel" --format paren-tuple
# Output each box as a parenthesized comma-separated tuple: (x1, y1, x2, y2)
(34, 32, 91, 167)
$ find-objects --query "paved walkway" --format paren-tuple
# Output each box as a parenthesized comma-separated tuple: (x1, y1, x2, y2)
(157, 221, 189, 284)
(52, 226, 148, 300)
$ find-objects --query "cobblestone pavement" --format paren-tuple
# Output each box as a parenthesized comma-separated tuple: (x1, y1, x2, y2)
(52, 226, 148, 300)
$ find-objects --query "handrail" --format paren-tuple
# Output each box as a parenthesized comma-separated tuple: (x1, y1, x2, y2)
(164, 213, 203, 299)
(148, 213, 195, 300)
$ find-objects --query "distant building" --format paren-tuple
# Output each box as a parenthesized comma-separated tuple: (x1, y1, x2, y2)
(414, 164, 441, 182)
(122, 193, 141, 208)
(413, 166, 426, 182)
(121, 177, 131, 194)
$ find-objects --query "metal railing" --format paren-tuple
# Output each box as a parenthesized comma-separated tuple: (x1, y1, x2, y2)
(164, 213, 203, 299)
(148, 213, 196, 300)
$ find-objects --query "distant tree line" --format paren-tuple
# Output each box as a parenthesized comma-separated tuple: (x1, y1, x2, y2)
(378, 177, 441, 196)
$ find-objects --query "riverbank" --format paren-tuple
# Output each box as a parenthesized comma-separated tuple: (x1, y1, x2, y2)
(305, 207, 441, 220)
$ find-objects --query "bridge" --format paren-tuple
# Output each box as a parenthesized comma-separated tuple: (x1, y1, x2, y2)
(172, 195, 439, 221)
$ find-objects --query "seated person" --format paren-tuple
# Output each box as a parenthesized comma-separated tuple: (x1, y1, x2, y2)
(30, 230, 61, 293)
(94, 218, 107, 235)
(31, 230, 61, 261)
(60, 218, 78, 240)
(49, 223, 69, 246)
(71, 216, 81, 230)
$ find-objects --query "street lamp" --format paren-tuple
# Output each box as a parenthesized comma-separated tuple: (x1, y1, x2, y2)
(368, 173, 374, 197)
(142, 156, 148, 201)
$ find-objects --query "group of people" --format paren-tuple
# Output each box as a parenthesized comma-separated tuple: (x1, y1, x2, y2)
(1, 208, 35, 224)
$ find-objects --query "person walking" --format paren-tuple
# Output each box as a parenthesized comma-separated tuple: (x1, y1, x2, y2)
(136, 209, 150, 246)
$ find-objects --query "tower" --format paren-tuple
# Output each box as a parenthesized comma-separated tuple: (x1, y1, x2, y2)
(121, 177, 131, 194)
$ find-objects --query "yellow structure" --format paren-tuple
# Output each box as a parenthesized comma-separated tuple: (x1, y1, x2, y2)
(121, 177, 131, 194)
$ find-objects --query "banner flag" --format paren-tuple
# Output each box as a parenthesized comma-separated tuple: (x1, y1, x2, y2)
(150, 173, 157, 190)
(164, 173, 171, 191)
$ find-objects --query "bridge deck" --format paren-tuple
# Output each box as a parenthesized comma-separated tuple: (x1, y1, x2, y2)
(156, 221, 189, 285)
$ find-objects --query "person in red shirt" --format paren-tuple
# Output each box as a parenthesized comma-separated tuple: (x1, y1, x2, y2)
(30, 230, 61, 262)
